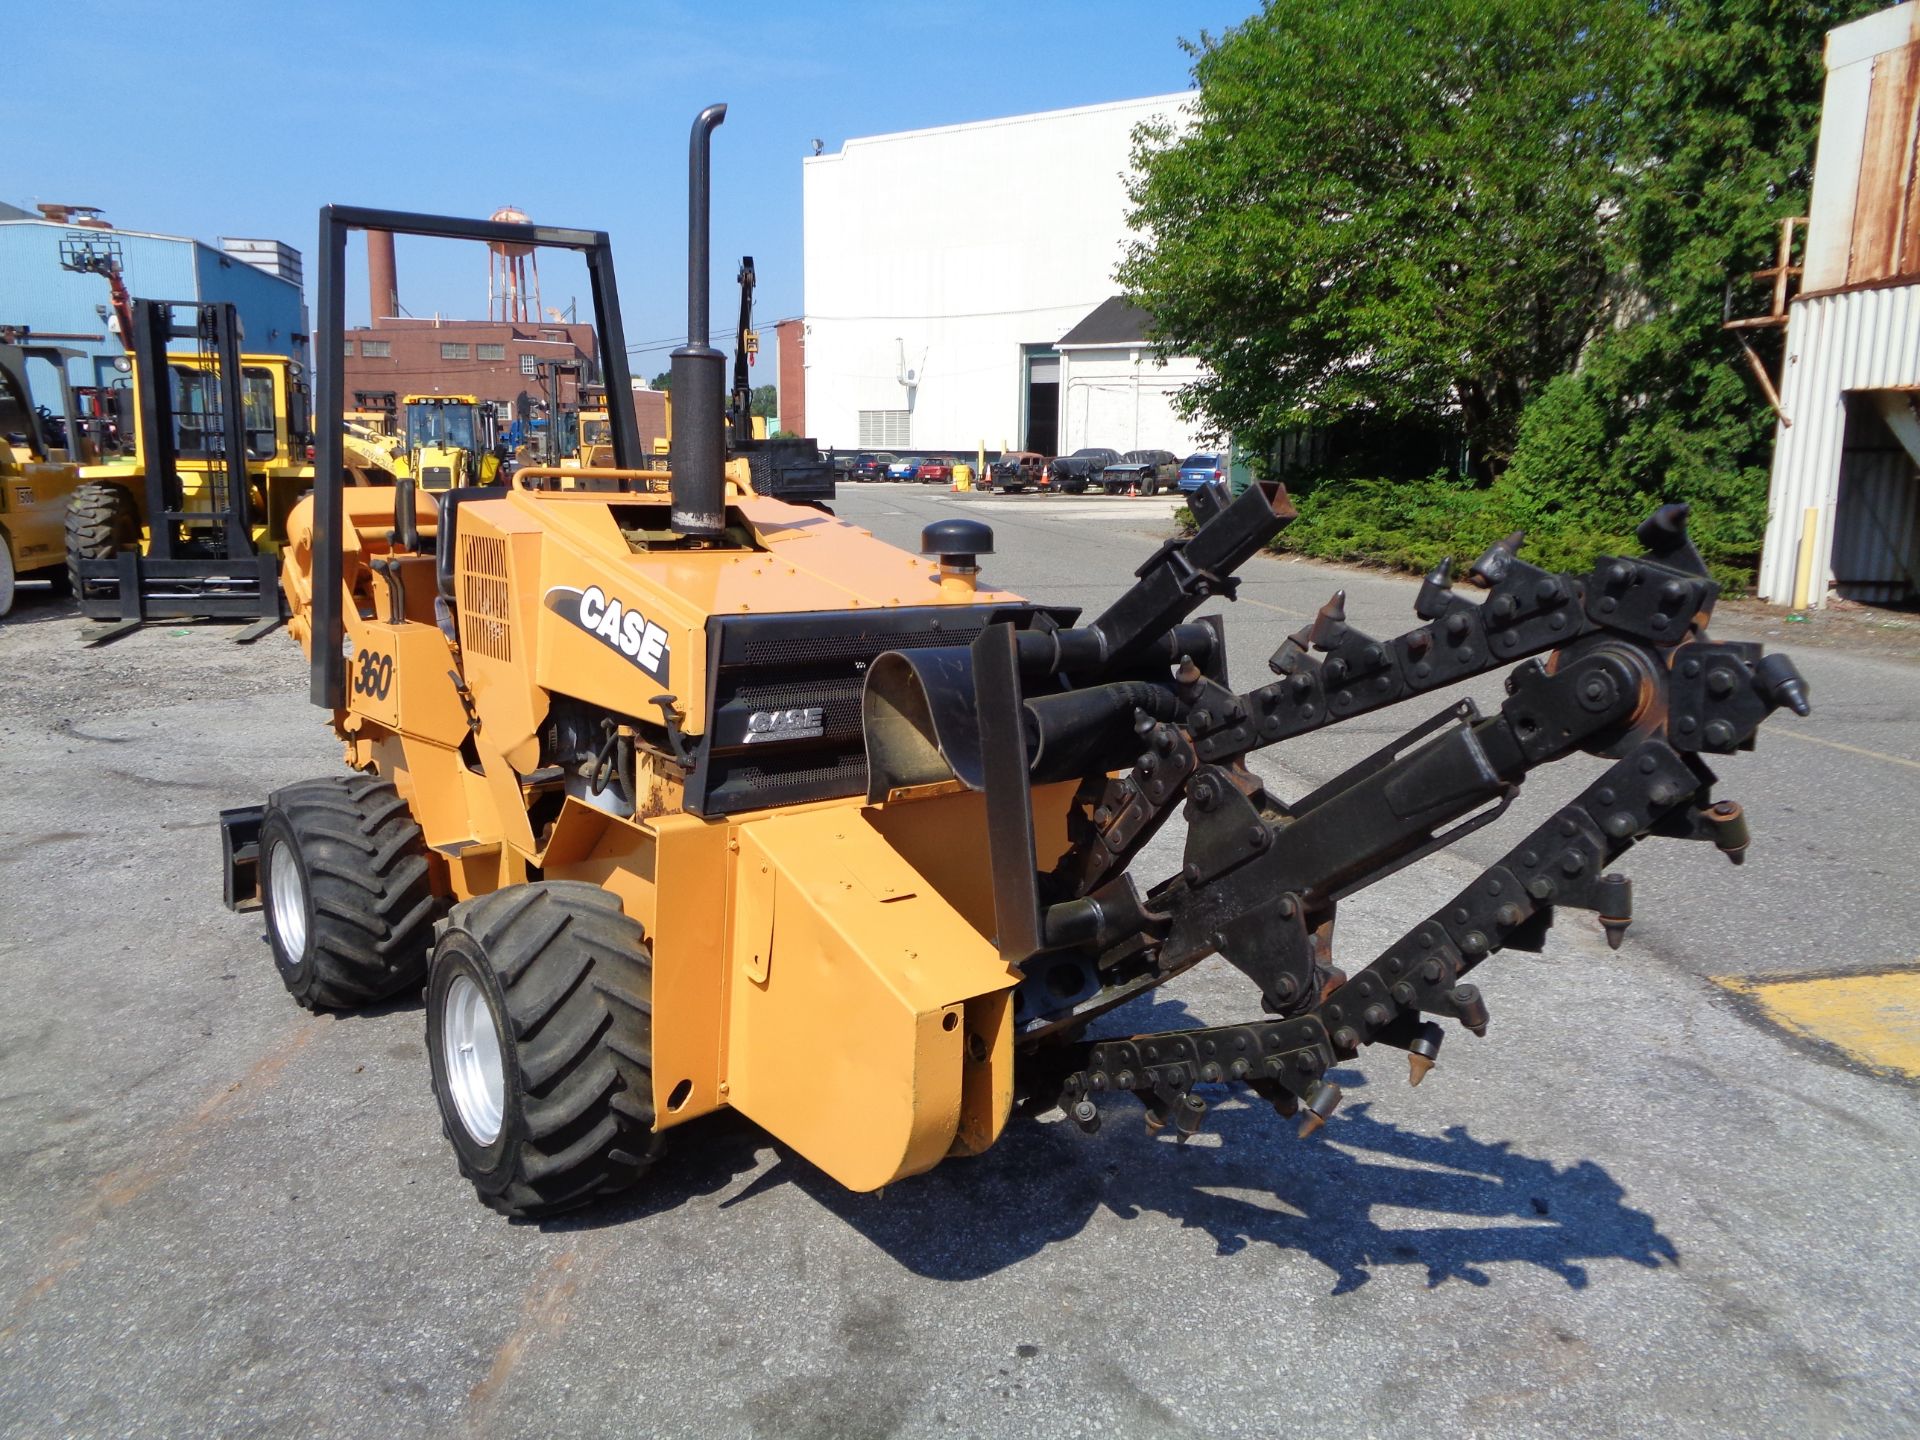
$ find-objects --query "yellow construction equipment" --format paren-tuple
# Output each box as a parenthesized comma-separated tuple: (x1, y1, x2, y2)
(65, 300, 398, 636)
(398, 393, 500, 491)
(575, 406, 614, 467)
(0, 339, 90, 615)
(223, 105, 1813, 1220)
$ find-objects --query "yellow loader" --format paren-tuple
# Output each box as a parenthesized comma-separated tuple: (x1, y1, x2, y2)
(398, 393, 500, 491)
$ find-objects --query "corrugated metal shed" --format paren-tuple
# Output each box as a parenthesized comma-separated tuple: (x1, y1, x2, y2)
(1757, 3, 1920, 607)
(0, 220, 305, 389)
(1758, 286, 1920, 604)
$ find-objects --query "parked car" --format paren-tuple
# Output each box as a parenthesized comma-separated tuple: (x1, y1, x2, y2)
(886, 455, 931, 481)
(989, 451, 1048, 492)
(852, 451, 897, 481)
(917, 457, 955, 485)
(1046, 447, 1121, 494)
(830, 451, 856, 477)
(1101, 448, 1179, 496)
(1177, 452, 1228, 494)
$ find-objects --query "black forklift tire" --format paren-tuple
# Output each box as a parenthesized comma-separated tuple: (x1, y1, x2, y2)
(259, 774, 440, 1010)
(64, 481, 141, 595)
(426, 882, 663, 1217)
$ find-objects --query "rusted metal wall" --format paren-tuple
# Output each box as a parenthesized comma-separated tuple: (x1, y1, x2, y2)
(1757, 5, 1920, 606)
(1802, 3, 1920, 293)
(1757, 285, 1920, 604)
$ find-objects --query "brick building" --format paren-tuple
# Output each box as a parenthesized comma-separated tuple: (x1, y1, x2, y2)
(342, 317, 599, 412)
(774, 316, 805, 435)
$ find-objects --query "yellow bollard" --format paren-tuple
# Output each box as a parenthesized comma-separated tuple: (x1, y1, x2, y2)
(1791, 506, 1818, 610)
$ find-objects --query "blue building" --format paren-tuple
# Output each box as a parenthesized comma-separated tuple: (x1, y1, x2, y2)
(0, 210, 306, 397)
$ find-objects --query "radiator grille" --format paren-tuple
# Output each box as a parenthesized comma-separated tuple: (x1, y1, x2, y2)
(686, 604, 1064, 817)
(459, 535, 512, 661)
(738, 624, 983, 668)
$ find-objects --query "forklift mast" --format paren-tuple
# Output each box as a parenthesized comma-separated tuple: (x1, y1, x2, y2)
(535, 357, 584, 462)
(127, 300, 254, 562)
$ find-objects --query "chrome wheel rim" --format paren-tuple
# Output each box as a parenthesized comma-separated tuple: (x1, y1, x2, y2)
(267, 840, 308, 958)
(443, 973, 506, 1144)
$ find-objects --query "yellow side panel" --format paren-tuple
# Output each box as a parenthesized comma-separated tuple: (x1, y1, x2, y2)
(864, 781, 1082, 942)
(641, 811, 733, 1131)
(725, 806, 1016, 1191)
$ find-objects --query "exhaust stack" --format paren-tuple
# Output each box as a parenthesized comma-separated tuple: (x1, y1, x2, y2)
(669, 103, 729, 538)
(368, 230, 398, 321)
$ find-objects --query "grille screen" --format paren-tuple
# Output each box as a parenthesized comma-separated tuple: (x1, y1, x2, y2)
(738, 624, 984, 668)
(459, 535, 511, 661)
(687, 605, 1059, 817)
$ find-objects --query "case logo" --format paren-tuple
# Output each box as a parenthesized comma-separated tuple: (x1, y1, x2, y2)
(544, 585, 670, 684)
(745, 706, 825, 742)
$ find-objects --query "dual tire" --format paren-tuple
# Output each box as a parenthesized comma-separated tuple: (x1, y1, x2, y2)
(258, 776, 661, 1218)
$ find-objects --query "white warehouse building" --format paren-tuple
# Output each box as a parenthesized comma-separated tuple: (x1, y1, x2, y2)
(796, 94, 1209, 460)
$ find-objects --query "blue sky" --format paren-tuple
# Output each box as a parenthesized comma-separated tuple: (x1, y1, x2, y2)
(7, 0, 1250, 379)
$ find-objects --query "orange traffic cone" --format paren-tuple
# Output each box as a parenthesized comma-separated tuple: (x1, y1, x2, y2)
(1127, 479, 1139, 498)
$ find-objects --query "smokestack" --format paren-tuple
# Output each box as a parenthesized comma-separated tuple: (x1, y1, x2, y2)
(368, 230, 398, 322)
(668, 102, 728, 538)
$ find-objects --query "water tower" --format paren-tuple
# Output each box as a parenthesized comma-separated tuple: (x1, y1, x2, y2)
(487, 207, 543, 324)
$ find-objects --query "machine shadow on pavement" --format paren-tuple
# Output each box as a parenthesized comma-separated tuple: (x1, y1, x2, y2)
(679, 994, 1679, 1295)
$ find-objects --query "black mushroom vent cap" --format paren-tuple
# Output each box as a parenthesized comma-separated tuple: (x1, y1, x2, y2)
(920, 518, 994, 567)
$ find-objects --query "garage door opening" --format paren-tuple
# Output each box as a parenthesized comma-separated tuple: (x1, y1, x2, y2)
(1022, 346, 1058, 456)
(1832, 391, 1920, 605)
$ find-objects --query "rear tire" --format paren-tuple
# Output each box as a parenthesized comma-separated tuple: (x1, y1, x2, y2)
(427, 882, 663, 1217)
(259, 774, 440, 1010)
(65, 481, 141, 595)
(0, 532, 15, 618)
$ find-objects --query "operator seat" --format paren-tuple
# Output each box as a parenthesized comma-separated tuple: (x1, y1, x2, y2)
(435, 485, 507, 604)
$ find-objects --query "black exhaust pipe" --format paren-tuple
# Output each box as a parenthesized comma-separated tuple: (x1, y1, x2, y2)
(669, 102, 728, 537)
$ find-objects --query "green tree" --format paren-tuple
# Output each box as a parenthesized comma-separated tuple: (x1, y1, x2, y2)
(649, 370, 671, 391)
(751, 383, 778, 419)
(1121, 0, 1648, 477)
(1502, 0, 1881, 580)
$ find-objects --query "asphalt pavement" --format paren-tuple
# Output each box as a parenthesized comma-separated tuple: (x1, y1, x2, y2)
(0, 481, 1915, 1439)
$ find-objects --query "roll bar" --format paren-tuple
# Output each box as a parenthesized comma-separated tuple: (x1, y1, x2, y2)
(308, 205, 639, 709)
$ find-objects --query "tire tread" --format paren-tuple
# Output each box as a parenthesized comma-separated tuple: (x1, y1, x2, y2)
(436, 881, 660, 1217)
(263, 774, 439, 1010)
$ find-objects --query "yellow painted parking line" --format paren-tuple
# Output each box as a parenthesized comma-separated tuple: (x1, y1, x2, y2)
(1717, 967, 1920, 1080)
(1769, 729, 1920, 774)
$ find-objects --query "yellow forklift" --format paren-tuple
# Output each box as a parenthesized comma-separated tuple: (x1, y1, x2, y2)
(66, 301, 285, 636)
(66, 300, 330, 640)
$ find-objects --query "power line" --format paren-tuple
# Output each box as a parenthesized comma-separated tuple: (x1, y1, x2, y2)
(624, 328, 739, 356)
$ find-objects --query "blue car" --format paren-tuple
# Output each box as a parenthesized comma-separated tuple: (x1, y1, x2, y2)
(1177, 452, 1226, 494)
(886, 456, 930, 481)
